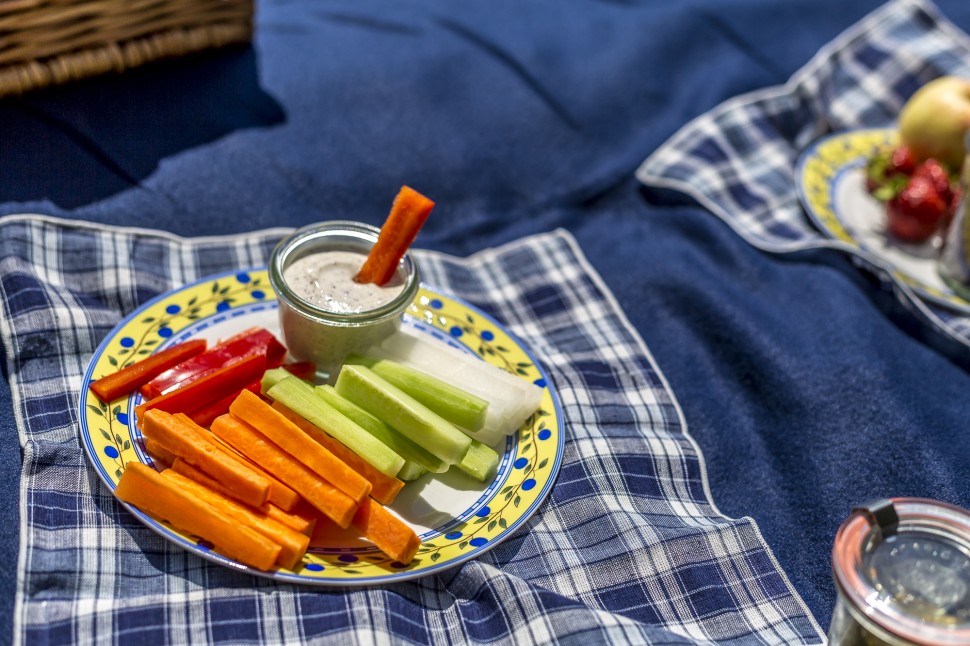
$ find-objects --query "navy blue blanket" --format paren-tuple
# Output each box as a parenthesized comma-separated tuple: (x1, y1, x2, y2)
(2, 0, 970, 641)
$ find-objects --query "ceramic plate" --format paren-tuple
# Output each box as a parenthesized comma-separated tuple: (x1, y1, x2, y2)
(796, 127, 970, 313)
(79, 268, 563, 585)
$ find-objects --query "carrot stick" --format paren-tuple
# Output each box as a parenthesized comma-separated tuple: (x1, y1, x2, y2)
(172, 433, 300, 511)
(352, 498, 421, 564)
(143, 437, 177, 468)
(354, 186, 435, 286)
(186, 380, 263, 429)
(90, 339, 206, 403)
(139, 409, 270, 507)
(115, 463, 281, 571)
(170, 458, 315, 535)
(230, 390, 372, 505)
(272, 401, 405, 505)
(135, 353, 266, 422)
(162, 469, 310, 570)
(205, 433, 303, 511)
(210, 414, 358, 528)
(308, 497, 420, 564)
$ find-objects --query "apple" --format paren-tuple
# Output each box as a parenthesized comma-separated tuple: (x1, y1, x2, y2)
(898, 76, 970, 171)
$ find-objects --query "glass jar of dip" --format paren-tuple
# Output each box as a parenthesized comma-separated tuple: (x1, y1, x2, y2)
(269, 220, 420, 379)
(937, 132, 970, 299)
(829, 498, 970, 646)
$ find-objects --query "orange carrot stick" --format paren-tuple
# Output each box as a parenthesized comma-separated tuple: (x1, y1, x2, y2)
(230, 390, 372, 505)
(89, 339, 207, 403)
(139, 409, 270, 507)
(352, 498, 420, 564)
(170, 458, 315, 535)
(135, 353, 266, 422)
(143, 437, 177, 468)
(272, 401, 405, 505)
(115, 463, 281, 570)
(162, 469, 310, 570)
(210, 414, 358, 528)
(205, 433, 303, 512)
(354, 185, 435, 286)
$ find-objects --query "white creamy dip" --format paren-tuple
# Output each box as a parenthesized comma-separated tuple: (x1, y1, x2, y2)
(283, 250, 405, 314)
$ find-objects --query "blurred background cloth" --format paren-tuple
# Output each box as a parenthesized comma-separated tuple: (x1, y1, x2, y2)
(2, 0, 970, 642)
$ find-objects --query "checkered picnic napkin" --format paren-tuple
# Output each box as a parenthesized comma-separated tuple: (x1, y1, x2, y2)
(0, 214, 823, 644)
(637, 0, 970, 353)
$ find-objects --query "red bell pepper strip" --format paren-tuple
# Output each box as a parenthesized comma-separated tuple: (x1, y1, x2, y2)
(135, 353, 267, 424)
(354, 186, 434, 286)
(185, 380, 264, 429)
(89, 339, 207, 403)
(140, 327, 286, 400)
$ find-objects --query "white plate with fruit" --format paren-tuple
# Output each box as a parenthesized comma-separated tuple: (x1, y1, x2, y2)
(796, 78, 969, 313)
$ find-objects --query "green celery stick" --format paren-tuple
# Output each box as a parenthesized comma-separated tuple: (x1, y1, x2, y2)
(334, 365, 472, 464)
(261, 367, 294, 394)
(266, 375, 405, 477)
(315, 385, 448, 473)
(345, 354, 488, 432)
(396, 461, 428, 482)
(455, 439, 499, 482)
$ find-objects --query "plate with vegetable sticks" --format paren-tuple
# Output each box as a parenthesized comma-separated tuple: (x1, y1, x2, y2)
(79, 267, 563, 585)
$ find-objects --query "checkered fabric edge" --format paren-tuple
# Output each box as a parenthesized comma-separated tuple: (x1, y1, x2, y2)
(0, 215, 824, 644)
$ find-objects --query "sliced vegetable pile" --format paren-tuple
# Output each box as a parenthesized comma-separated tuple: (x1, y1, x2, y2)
(89, 325, 544, 571)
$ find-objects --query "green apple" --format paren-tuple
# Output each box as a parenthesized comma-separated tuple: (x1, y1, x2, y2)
(898, 76, 970, 170)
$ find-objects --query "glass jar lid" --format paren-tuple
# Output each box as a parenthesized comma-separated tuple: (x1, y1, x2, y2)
(833, 498, 970, 645)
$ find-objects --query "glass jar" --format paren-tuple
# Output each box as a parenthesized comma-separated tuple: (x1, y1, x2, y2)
(937, 132, 970, 298)
(829, 498, 970, 645)
(268, 220, 420, 379)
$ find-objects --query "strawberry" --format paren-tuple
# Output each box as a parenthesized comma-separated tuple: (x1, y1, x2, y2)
(912, 158, 954, 204)
(888, 145, 917, 176)
(885, 175, 949, 242)
(866, 146, 917, 199)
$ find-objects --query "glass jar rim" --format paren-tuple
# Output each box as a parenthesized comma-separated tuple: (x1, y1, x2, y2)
(268, 220, 420, 326)
(832, 497, 970, 645)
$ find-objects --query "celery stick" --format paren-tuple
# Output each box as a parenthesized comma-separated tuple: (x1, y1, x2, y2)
(266, 375, 405, 477)
(345, 354, 488, 432)
(455, 438, 499, 482)
(261, 367, 294, 394)
(396, 461, 428, 482)
(334, 365, 472, 464)
(315, 385, 448, 473)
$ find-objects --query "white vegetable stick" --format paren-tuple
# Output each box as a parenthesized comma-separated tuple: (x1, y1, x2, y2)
(369, 327, 543, 436)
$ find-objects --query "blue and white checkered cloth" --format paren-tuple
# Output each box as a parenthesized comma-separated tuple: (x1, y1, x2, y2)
(637, 0, 970, 353)
(0, 214, 823, 644)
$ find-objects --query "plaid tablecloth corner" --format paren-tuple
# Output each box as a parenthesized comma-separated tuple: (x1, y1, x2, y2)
(636, 0, 970, 355)
(0, 214, 823, 644)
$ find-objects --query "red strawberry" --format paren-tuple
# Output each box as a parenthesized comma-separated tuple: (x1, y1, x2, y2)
(912, 158, 954, 204)
(885, 175, 949, 242)
(888, 145, 917, 176)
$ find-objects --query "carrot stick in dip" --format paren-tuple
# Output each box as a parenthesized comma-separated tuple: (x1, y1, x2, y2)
(89, 339, 207, 403)
(354, 186, 435, 286)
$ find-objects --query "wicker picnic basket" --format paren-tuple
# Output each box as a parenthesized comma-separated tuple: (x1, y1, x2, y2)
(0, 0, 253, 98)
